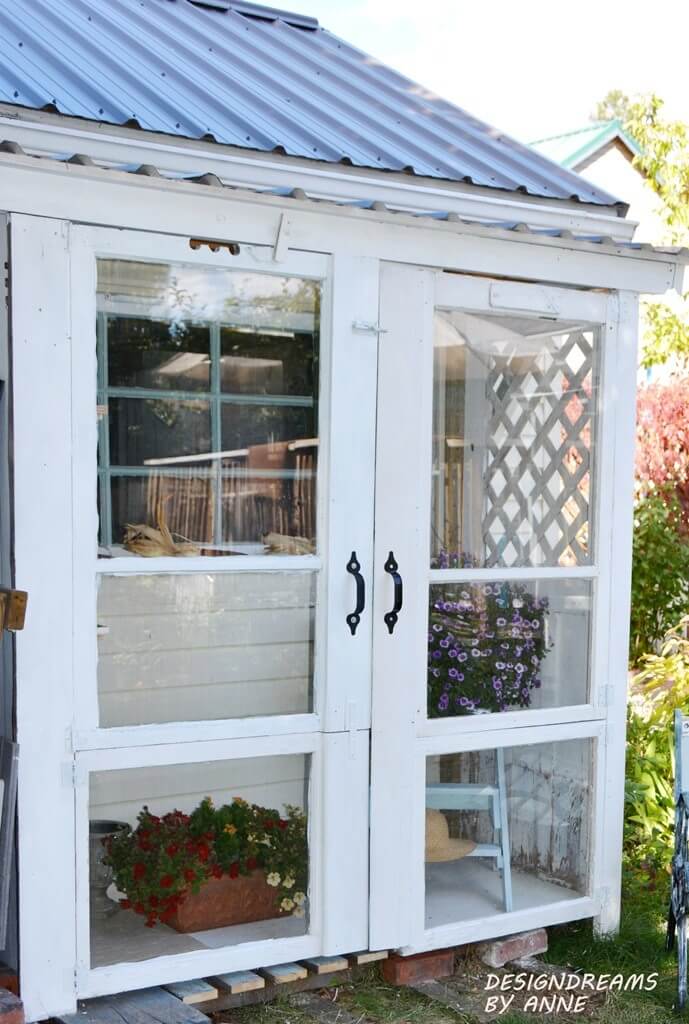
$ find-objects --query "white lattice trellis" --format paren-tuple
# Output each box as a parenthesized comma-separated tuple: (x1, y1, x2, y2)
(482, 329, 596, 567)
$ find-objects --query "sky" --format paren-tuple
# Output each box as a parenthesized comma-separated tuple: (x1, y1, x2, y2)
(277, 0, 689, 142)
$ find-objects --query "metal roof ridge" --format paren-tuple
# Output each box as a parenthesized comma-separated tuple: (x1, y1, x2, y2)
(183, 0, 319, 29)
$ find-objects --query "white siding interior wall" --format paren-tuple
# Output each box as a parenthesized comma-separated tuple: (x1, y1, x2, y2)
(89, 754, 309, 826)
(96, 572, 315, 727)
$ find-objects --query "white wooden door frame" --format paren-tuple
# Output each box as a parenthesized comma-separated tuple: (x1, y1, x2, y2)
(13, 218, 375, 1019)
(370, 263, 635, 952)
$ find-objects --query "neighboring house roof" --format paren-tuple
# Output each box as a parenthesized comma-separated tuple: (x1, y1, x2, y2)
(0, 0, 624, 209)
(530, 120, 642, 171)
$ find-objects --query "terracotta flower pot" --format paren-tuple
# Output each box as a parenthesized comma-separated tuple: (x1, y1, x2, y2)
(166, 869, 285, 933)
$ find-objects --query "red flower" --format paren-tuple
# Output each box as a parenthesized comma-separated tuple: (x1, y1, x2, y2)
(148, 895, 158, 908)
(264, 820, 275, 830)
(211, 864, 223, 879)
(197, 843, 210, 863)
(133, 862, 147, 881)
(246, 857, 257, 871)
(184, 868, 196, 883)
(165, 844, 179, 857)
(229, 862, 240, 879)
(133, 902, 145, 915)
(278, 820, 288, 830)
(160, 875, 174, 889)
(120, 899, 131, 910)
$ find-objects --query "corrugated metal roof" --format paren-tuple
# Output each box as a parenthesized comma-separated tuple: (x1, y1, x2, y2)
(0, 0, 624, 209)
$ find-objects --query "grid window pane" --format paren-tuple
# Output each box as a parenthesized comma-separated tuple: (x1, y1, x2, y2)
(97, 260, 320, 555)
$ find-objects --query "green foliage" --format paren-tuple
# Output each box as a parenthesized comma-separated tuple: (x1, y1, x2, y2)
(104, 796, 307, 927)
(591, 90, 633, 125)
(630, 491, 689, 664)
(640, 297, 689, 369)
(626, 95, 689, 242)
(625, 617, 689, 874)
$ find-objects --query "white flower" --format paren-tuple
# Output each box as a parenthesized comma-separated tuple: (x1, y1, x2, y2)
(293, 891, 306, 906)
(283, 876, 295, 889)
(261, 837, 272, 846)
(266, 872, 281, 887)
(293, 906, 305, 918)
(280, 897, 295, 912)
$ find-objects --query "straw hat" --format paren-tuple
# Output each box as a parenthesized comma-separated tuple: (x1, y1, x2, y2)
(425, 809, 476, 863)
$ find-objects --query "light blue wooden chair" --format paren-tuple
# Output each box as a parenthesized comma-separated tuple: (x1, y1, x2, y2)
(426, 747, 513, 912)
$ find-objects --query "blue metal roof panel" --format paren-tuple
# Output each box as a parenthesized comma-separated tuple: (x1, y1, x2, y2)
(0, 0, 625, 208)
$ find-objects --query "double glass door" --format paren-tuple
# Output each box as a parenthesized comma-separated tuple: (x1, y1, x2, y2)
(14, 222, 621, 1012)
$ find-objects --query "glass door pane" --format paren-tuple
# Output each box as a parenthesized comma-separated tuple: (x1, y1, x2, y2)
(97, 259, 320, 557)
(425, 737, 593, 929)
(431, 310, 600, 568)
(94, 257, 323, 729)
(89, 752, 310, 967)
(427, 303, 600, 719)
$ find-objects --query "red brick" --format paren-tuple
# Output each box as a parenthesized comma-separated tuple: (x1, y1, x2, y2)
(0, 967, 18, 997)
(477, 928, 548, 968)
(381, 948, 455, 986)
(0, 988, 23, 1024)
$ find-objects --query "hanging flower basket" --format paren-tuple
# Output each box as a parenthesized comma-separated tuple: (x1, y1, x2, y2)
(428, 552, 552, 717)
(103, 797, 307, 930)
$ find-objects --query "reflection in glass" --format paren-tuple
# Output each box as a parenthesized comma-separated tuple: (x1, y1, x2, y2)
(431, 310, 599, 568)
(97, 260, 320, 556)
(427, 578, 591, 717)
(425, 739, 592, 928)
(97, 572, 316, 727)
(89, 754, 310, 966)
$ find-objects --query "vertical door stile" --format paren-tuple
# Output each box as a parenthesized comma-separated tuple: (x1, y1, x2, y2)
(370, 264, 435, 950)
(13, 215, 78, 1021)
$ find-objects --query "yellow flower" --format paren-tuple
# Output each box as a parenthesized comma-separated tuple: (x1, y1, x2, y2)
(267, 872, 281, 887)
(223, 824, 237, 835)
(283, 876, 295, 889)
(233, 796, 247, 805)
(280, 897, 295, 912)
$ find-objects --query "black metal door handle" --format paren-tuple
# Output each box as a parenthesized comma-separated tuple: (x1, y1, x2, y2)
(346, 552, 365, 635)
(384, 551, 403, 634)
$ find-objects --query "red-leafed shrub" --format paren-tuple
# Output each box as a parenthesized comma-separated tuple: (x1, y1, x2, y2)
(636, 378, 689, 521)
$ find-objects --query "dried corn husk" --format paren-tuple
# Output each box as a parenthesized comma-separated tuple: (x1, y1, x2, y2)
(123, 502, 200, 557)
(263, 532, 315, 555)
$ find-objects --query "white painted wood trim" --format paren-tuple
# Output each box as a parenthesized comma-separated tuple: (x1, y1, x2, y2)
(434, 274, 610, 323)
(0, 158, 679, 294)
(593, 292, 639, 937)
(73, 714, 322, 751)
(97, 556, 322, 575)
(369, 264, 436, 951)
(0, 110, 638, 238)
(428, 566, 598, 583)
(404, 897, 598, 954)
(415, 704, 604, 738)
(12, 215, 78, 1023)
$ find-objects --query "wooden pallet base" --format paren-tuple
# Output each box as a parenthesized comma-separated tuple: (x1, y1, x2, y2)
(53, 951, 389, 1022)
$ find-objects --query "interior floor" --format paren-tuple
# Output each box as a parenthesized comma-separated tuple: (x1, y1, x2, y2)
(90, 909, 307, 968)
(425, 858, 583, 929)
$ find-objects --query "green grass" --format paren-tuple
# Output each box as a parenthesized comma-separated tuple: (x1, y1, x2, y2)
(216, 875, 682, 1024)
